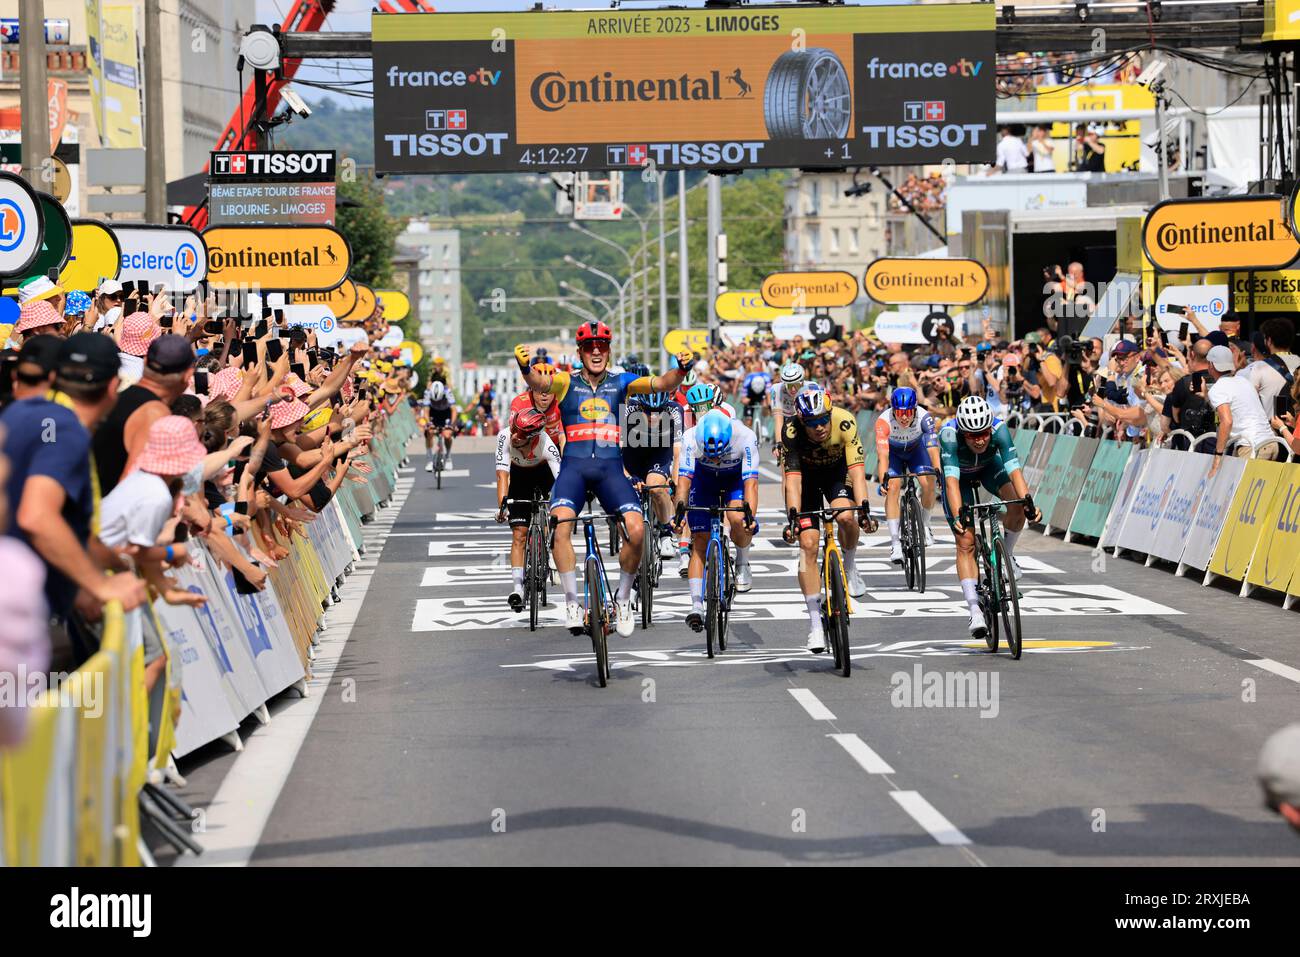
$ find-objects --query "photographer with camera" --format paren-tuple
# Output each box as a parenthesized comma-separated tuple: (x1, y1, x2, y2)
(1020, 331, 1066, 413)
(1088, 340, 1148, 441)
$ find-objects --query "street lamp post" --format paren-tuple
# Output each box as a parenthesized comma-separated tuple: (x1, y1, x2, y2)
(564, 255, 625, 354)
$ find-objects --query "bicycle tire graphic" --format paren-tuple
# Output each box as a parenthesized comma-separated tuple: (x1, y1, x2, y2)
(763, 47, 851, 140)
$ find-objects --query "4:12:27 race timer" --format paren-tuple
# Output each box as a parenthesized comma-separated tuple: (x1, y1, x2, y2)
(518, 146, 590, 166)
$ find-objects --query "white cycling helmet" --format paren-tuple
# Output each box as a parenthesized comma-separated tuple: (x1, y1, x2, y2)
(428, 381, 447, 403)
(956, 395, 994, 432)
(780, 362, 805, 387)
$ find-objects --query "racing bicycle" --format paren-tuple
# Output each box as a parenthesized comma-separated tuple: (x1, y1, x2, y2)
(785, 504, 876, 677)
(550, 505, 621, 687)
(633, 481, 673, 630)
(682, 499, 752, 659)
(502, 489, 551, 631)
(960, 494, 1028, 660)
(894, 470, 935, 593)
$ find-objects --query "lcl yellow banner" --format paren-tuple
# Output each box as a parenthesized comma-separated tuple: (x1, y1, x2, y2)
(863, 257, 988, 305)
(375, 288, 411, 321)
(761, 270, 858, 309)
(292, 279, 358, 319)
(664, 329, 709, 356)
(202, 225, 351, 291)
(1142, 196, 1300, 273)
(714, 290, 787, 323)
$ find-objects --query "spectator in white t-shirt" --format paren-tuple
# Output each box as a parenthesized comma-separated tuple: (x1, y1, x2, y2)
(995, 124, 1030, 173)
(1241, 332, 1288, 418)
(1206, 346, 1282, 472)
(1029, 124, 1056, 172)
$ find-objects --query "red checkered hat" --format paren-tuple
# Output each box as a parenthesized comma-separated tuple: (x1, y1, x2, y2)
(135, 415, 207, 477)
(285, 373, 311, 397)
(119, 312, 158, 357)
(341, 376, 355, 401)
(15, 299, 63, 334)
(208, 366, 243, 399)
(269, 397, 310, 430)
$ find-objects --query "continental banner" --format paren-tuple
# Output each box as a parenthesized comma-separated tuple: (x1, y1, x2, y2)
(1207, 459, 1288, 582)
(1099, 447, 1147, 550)
(371, 5, 996, 174)
(202, 225, 351, 293)
(1179, 454, 1246, 572)
(1048, 435, 1099, 532)
(1244, 462, 1300, 594)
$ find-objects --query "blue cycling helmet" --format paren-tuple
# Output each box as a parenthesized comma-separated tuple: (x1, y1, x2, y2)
(698, 410, 732, 460)
(795, 388, 832, 420)
(638, 391, 668, 410)
(890, 387, 918, 412)
(684, 383, 717, 408)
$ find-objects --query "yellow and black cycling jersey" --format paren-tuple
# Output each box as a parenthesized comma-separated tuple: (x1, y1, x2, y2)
(782, 406, 865, 473)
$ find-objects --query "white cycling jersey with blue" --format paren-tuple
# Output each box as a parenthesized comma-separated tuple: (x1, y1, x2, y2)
(880, 407, 938, 452)
(679, 420, 759, 480)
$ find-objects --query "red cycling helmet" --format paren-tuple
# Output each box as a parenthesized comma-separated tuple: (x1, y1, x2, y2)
(512, 408, 546, 437)
(575, 320, 612, 345)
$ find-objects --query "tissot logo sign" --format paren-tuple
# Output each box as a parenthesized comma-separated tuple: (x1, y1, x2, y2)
(371, 6, 994, 174)
(209, 150, 336, 181)
(111, 225, 208, 292)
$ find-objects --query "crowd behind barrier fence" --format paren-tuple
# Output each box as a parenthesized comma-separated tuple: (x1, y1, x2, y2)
(0, 406, 418, 866)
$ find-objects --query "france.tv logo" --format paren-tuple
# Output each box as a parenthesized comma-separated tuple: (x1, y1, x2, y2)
(0, 200, 26, 253)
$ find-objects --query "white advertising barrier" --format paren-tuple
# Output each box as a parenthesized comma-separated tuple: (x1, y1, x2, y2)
(322, 324, 367, 351)
(150, 591, 241, 758)
(1147, 450, 1215, 564)
(112, 224, 208, 293)
(871, 309, 931, 345)
(377, 325, 403, 349)
(1115, 448, 1186, 555)
(214, 545, 305, 701)
(770, 314, 818, 340)
(1100, 447, 1148, 550)
(0, 171, 45, 276)
(186, 555, 270, 720)
(1154, 285, 1229, 334)
(1177, 454, 1248, 573)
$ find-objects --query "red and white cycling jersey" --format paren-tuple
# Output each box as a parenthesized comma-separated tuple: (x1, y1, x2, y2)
(508, 391, 564, 447)
(495, 429, 561, 475)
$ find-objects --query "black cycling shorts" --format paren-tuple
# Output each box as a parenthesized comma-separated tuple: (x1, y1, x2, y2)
(426, 407, 451, 429)
(794, 461, 853, 530)
(507, 464, 555, 527)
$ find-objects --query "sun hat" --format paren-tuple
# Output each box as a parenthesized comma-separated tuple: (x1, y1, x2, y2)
(118, 312, 158, 357)
(1206, 345, 1235, 372)
(135, 415, 208, 478)
(284, 373, 312, 397)
(16, 275, 63, 304)
(300, 405, 333, 433)
(269, 397, 310, 430)
(64, 291, 92, 316)
(208, 366, 244, 399)
(95, 279, 124, 297)
(15, 299, 63, 333)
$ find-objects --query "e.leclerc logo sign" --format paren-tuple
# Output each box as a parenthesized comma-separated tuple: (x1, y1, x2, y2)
(0, 171, 44, 276)
(111, 224, 208, 292)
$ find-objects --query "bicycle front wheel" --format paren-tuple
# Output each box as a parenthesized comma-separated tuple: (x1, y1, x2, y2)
(585, 556, 609, 687)
(977, 541, 999, 653)
(705, 541, 719, 659)
(993, 538, 1023, 660)
(639, 528, 653, 630)
(910, 495, 927, 594)
(900, 493, 918, 591)
(826, 551, 851, 677)
(528, 524, 542, 631)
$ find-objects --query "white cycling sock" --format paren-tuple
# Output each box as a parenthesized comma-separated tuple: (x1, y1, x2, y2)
(1004, 528, 1021, 558)
(560, 570, 578, 604)
(960, 578, 981, 615)
(736, 544, 750, 566)
(843, 546, 857, 569)
(925, 505, 936, 527)
(689, 577, 704, 612)
(617, 570, 635, 602)
(805, 593, 822, 623)
(887, 518, 900, 544)
(511, 567, 525, 589)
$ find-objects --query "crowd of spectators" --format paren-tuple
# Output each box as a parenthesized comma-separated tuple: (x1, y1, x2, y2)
(0, 273, 413, 747)
(995, 51, 1144, 97)
(888, 172, 949, 213)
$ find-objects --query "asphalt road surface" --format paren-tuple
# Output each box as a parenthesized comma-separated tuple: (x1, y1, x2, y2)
(169, 445, 1300, 866)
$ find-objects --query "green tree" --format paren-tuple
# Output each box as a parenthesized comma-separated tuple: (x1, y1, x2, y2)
(336, 175, 403, 289)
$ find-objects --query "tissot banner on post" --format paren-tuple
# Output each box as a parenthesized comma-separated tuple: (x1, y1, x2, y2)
(371, 4, 995, 173)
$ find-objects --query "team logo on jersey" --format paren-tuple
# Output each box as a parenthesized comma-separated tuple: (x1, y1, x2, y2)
(579, 397, 611, 420)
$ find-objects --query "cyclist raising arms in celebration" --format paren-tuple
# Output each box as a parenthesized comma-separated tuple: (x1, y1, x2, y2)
(515, 321, 693, 637)
(783, 389, 874, 652)
(674, 410, 760, 632)
(939, 396, 1039, 640)
(495, 408, 562, 613)
(876, 387, 941, 564)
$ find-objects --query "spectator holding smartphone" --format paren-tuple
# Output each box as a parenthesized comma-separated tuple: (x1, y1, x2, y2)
(1207, 345, 1282, 471)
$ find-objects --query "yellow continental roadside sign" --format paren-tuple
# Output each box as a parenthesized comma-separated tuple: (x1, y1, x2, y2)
(761, 270, 857, 309)
(375, 288, 411, 322)
(202, 225, 351, 291)
(1263, 0, 1300, 42)
(863, 257, 988, 305)
(292, 278, 359, 319)
(1142, 195, 1300, 273)
(1208, 460, 1287, 581)
(58, 221, 121, 292)
(1246, 463, 1300, 593)
(714, 290, 787, 323)
(664, 329, 709, 356)
(343, 283, 377, 322)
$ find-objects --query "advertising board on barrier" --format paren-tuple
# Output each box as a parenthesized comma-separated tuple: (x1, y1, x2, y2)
(0, 171, 44, 278)
(1177, 454, 1246, 573)
(111, 224, 207, 293)
(371, 5, 996, 174)
(863, 257, 989, 305)
(16, 192, 72, 282)
(1020, 431, 1055, 495)
(150, 592, 240, 758)
(1244, 462, 1300, 595)
(293, 278, 359, 320)
(58, 220, 120, 292)
(761, 270, 858, 309)
(348, 282, 377, 322)
(1207, 459, 1286, 581)
(1146, 450, 1214, 565)
(1115, 448, 1187, 557)
(375, 288, 411, 321)
(202, 225, 351, 292)
(1099, 447, 1147, 550)
(1028, 433, 1076, 527)
(1048, 435, 1100, 532)
(1142, 195, 1300, 273)
(715, 290, 787, 323)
